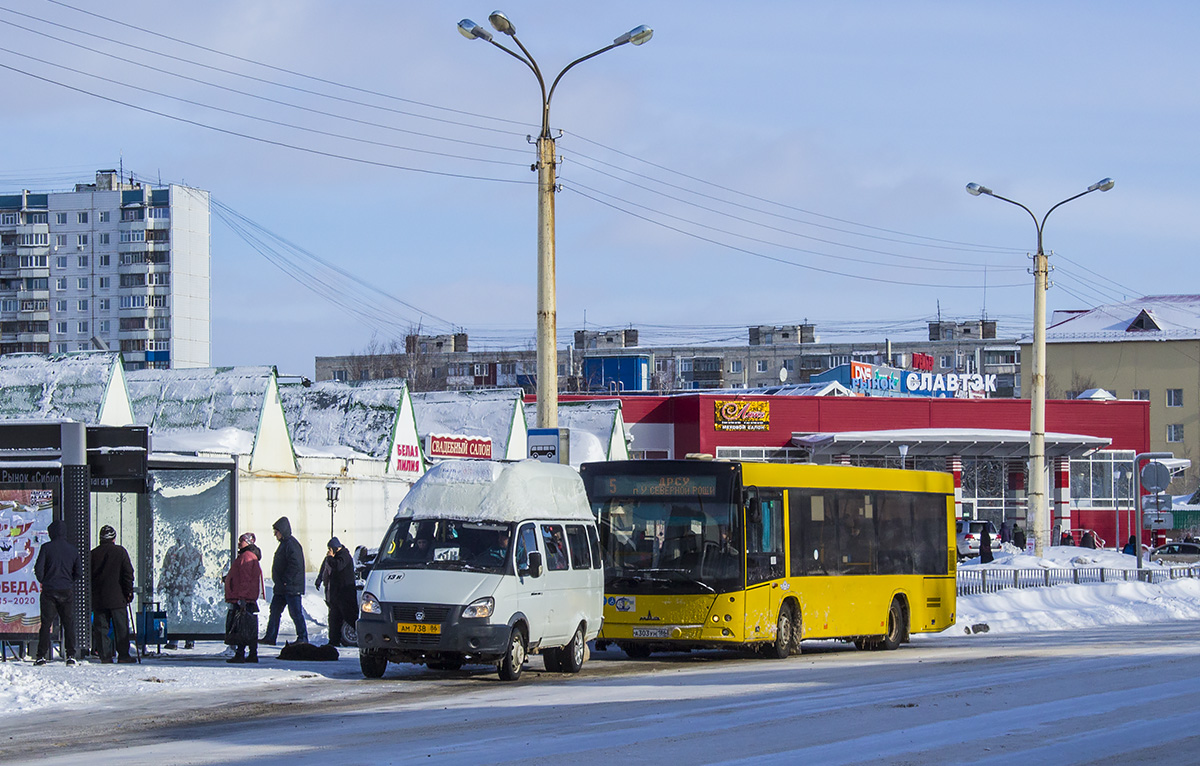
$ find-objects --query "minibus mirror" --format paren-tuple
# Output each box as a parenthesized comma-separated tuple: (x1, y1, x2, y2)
(527, 551, 543, 578)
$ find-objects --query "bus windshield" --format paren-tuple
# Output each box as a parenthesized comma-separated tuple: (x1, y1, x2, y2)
(374, 518, 514, 575)
(587, 467, 741, 594)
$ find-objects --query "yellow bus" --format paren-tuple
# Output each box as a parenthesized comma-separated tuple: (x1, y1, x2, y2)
(578, 459, 956, 658)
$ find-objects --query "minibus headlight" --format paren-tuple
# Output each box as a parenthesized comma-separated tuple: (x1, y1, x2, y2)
(361, 592, 382, 615)
(461, 597, 494, 619)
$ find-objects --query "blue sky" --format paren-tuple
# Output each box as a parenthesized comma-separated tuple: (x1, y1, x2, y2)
(0, 1, 1192, 375)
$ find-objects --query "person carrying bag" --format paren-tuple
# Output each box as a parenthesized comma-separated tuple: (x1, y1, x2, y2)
(223, 533, 265, 664)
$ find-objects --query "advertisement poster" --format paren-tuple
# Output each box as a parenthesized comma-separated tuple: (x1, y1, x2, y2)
(714, 400, 770, 432)
(0, 489, 54, 636)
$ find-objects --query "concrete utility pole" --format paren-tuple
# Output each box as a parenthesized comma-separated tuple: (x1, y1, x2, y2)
(458, 13, 652, 428)
(966, 178, 1115, 556)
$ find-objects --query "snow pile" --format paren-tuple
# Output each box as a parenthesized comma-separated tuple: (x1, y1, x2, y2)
(958, 545, 1160, 570)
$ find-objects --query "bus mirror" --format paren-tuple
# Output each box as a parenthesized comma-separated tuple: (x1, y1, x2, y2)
(747, 497, 762, 524)
(527, 551, 543, 578)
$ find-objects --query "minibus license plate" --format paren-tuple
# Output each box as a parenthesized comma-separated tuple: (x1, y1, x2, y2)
(632, 627, 669, 638)
(397, 622, 441, 635)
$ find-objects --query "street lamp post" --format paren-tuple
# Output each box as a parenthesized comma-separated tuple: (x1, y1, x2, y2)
(326, 479, 340, 540)
(459, 13, 652, 429)
(965, 178, 1115, 556)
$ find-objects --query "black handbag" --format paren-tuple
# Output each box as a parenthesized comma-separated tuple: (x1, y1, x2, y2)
(225, 602, 258, 646)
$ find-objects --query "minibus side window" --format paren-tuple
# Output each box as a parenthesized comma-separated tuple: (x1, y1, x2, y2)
(566, 524, 591, 569)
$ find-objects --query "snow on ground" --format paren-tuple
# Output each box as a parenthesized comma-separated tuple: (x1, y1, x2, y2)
(7, 554, 1200, 717)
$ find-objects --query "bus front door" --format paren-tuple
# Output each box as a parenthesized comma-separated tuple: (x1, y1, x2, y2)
(742, 488, 785, 643)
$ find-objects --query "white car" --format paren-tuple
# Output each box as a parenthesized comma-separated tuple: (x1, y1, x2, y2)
(956, 519, 1001, 560)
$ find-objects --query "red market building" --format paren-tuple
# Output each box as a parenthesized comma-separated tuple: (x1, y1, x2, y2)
(560, 392, 1158, 548)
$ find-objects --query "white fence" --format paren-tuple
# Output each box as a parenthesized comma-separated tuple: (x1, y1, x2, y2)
(957, 565, 1200, 595)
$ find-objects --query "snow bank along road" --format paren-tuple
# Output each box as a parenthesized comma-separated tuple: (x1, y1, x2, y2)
(7, 620, 1200, 766)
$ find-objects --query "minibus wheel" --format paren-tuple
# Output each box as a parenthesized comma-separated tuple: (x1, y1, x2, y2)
(359, 650, 387, 679)
(498, 627, 527, 681)
(560, 624, 587, 673)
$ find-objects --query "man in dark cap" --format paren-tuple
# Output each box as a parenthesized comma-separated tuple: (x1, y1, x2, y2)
(261, 516, 307, 645)
(315, 537, 358, 647)
(33, 519, 81, 666)
(91, 525, 136, 663)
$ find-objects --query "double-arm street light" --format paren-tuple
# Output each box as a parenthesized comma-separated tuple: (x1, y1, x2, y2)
(459, 13, 652, 429)
(966, 177, 1115, 556)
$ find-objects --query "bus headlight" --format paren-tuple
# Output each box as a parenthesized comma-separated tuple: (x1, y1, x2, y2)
(361, 592, 382, 615)
(461, 597, 494, 619)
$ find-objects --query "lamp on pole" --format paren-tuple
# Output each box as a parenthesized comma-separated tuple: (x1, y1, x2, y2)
(965, 177, 1115, 556)
(459, 13, 652, 429)
(898, 444, 909, 471)
(325, 479, 340, 540)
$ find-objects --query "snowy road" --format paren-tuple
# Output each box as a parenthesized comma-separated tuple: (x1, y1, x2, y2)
(8, 620, 1200, 765)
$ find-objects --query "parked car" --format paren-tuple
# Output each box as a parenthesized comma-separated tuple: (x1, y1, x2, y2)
(1149, 542, 1200, 565)
(956, 519, 1001, 560)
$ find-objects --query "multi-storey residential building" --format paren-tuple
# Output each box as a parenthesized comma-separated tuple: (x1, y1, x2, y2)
(0, 170, 210, 370)
(315, 321, 1019, 398)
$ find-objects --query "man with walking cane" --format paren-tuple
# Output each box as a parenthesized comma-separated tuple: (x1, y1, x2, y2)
(90, 525, 137, 663)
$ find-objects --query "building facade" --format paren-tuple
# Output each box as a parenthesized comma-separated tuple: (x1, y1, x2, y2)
(0, 170, 210, 370)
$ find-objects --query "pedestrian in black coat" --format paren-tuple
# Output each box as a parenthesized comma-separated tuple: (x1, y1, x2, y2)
(979, 524, 994, 564)
(1012, 524, 1027, 552)
(91, 525, 136, 663)
(33, 520, 81, 665)
(317, 538, 359, 647)
(261, 516, 308, 644)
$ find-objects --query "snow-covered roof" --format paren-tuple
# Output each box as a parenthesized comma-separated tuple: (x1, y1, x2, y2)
(0, 352, 128, 425)
(412, 389, 524, 459)
(127, 366, 274, 433)
(395, 459, 590, 523)
(1044, 295, 1200, 343)
(1076, 388, 1117, 400)
(280, 378, 408, 458)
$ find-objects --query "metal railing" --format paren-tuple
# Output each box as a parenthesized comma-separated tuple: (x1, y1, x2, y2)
(957, 565, 1200, 595)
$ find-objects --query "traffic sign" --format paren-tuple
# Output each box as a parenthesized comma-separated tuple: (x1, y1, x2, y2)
(1141, 461, 1171, 493)
(1144, 512, 1174, 530)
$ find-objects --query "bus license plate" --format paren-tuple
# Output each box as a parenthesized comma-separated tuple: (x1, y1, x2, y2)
(397, 622, 441, 635)
(632, 627, 670, 638)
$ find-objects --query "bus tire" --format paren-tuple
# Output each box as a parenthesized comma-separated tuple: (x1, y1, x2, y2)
(359, 650, 387, 679)
(623, 643, 652, 659)
(767, 604, 795, 659)
(498, 626, 527, 681)
(560, 624, 587, 673)
(882, 598, 905, 651)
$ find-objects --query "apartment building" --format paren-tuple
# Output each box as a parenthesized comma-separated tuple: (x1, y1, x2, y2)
(0, 170, 210, 369)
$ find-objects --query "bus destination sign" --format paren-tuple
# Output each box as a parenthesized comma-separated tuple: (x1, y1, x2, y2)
(595, 475, 718, 498)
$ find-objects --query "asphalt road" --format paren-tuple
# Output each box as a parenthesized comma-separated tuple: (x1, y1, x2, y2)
(9, 622, 1200, 765)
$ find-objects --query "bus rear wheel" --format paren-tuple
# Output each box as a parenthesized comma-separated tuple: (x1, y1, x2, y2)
(882, 598, 905, 651)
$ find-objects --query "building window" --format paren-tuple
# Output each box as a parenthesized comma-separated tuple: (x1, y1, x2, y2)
(783, 359, 796, 372)
(99, 211, 110, 223)
(25, 212, 46, 224)
(55, 234, 68, 247)
(98, 298, 109, 310)
(55, 256, 68, 269)
(500, 362, 516, 375)
(728, 360, 743, 374)
(55, 277, 67, 291)
(77, 212, 88, 224)
(18, 232, 48, 246)
(77, 255, 88, 267)
(55, 321, 67, 334)
(99, 320, 109, 333)
(98, 233, 110, 246)
(55, 212, 67, 225)
(77, 299, 88, 311)
(0, 299, 16, 312)
(679, 359, 693, 373)
(119, 230, 145, 243)
(77, 235, 88, 248)
(77, 321, 88, 334)
(77, 277, 88, 290)
(939, 354, 954, 369)
(1167, 389, 1183, 407)
(55, 299, 67, 312)
(99, 254, 110, 266)
(1132, 389, 1150, 401)
(149, 207, 169, 219)
(98, 277, 110, 289)
(56, 342, 68, 353)
(829, 355, 849, 367)
(332, 369, 347, 382)
(120, 295, 146, 309)
(1168, 424, 1185, 443)
(1, 213, 16, 225)
(121, 208, 144, 222)
(756, 360, 769, 373)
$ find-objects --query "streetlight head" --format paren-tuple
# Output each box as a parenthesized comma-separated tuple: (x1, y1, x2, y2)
(614, 25, 654, 46)
(458, 19, 493, 42)
(965, 182, 992, 197)
(488, 11, 516, 36)
(1089, 177, 1116, 192)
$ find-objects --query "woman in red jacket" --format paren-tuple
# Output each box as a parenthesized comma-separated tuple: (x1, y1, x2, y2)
(224, 533, 265, 663)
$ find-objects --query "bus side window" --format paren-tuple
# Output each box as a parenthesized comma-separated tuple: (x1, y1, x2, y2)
(747, 489, 784, 585)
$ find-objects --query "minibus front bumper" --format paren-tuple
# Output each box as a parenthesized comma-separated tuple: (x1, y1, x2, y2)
(358, 608, 512, 657)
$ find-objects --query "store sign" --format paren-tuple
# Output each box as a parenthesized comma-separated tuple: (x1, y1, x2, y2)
(715, 400, 770, 431)
(0, 489, 54, 636)
(425, 434, 493, 460)
(904, 372, 998, 396)
(851, 362, 902, 393)
(912, 352, 934, 371)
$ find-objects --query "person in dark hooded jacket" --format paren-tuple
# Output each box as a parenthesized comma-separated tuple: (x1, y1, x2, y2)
(90, 525, 135, 663)
(33, 519, 81, 665)
(979, 524, 994, 564)
(316, 538, 358, 647)
(261, 516, 307, 645)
